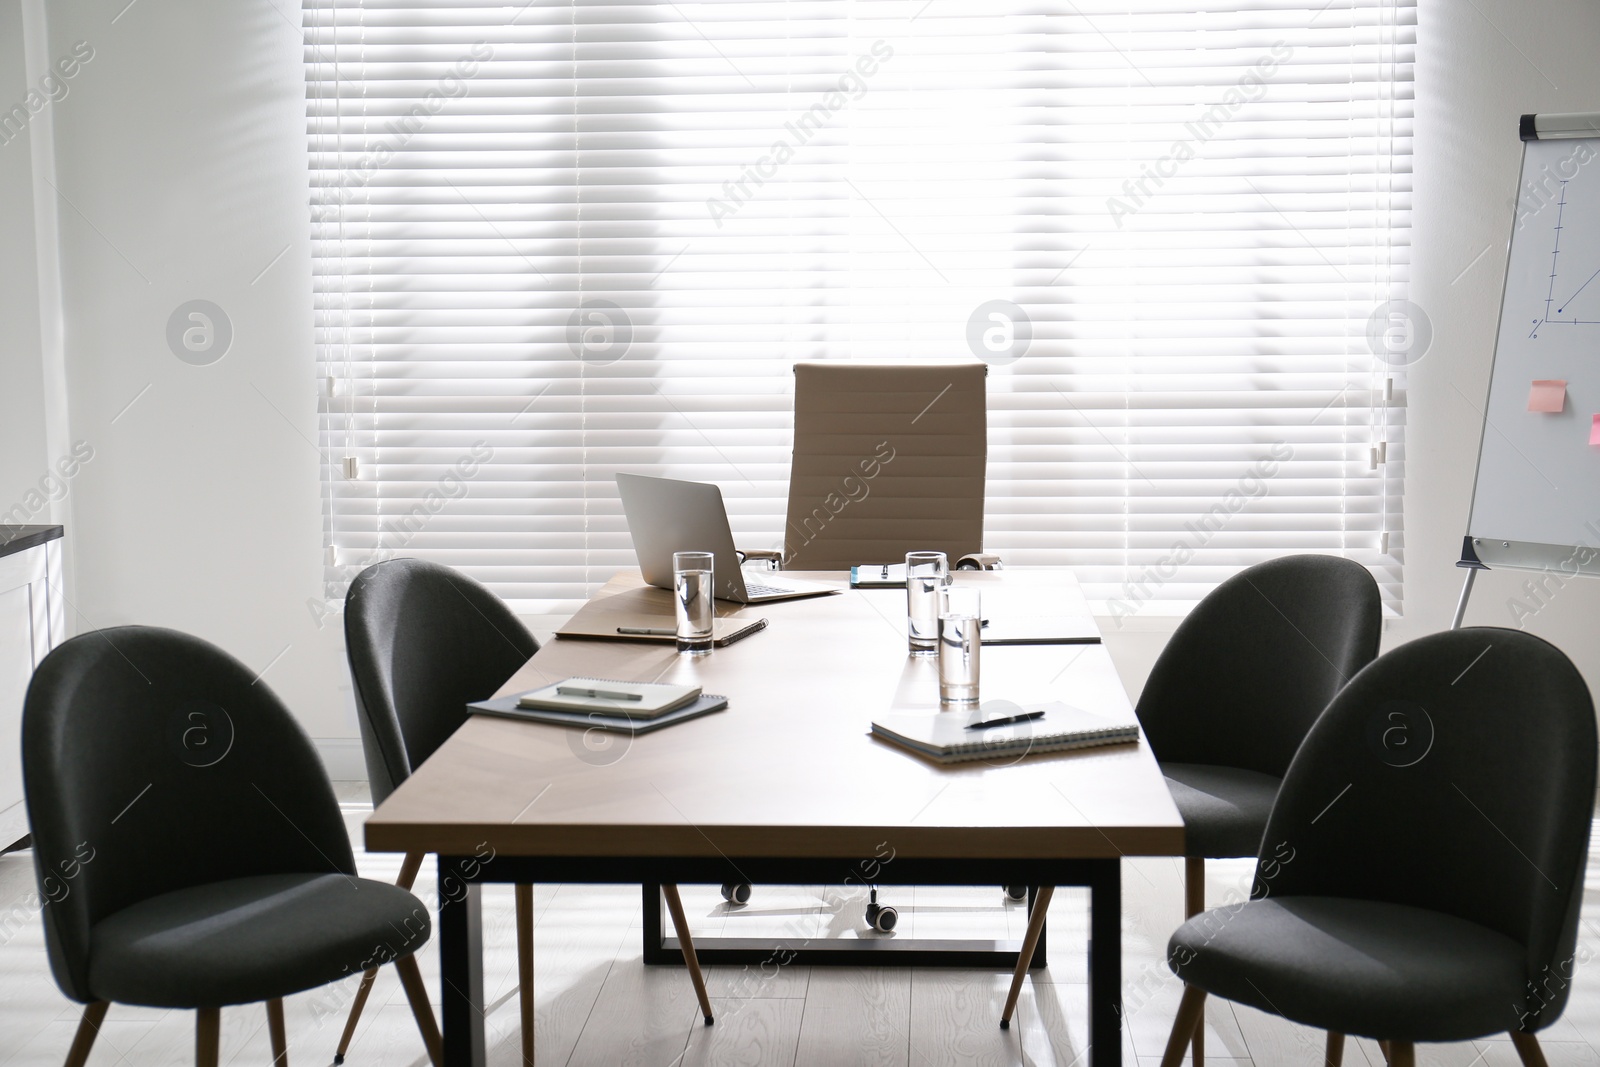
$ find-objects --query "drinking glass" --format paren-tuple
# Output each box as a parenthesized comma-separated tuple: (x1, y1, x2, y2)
(905, 551, 949, 655)
(673, 551, 715, 655)
(938, 586, 982, 704)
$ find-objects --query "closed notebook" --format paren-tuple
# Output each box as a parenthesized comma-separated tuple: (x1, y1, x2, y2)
(850, 563, 907, 588)
(470, 692, 728, 733)
(871, 701, 1140, 765)
(515, 677, 701, 720)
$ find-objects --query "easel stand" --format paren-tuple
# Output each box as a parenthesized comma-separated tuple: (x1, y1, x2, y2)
(1451, 537, 1489, 630)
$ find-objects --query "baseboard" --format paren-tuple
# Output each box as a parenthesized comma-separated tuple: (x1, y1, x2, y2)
(313, 737, 368, 783)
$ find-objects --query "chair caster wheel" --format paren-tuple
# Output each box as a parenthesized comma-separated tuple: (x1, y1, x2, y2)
(1005, 885, 1028, 902)
(865, 902, 898, 932)
(720, 882, 751, 905)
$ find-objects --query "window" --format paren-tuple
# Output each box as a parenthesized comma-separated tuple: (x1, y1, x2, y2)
(304, 0, 1413, 616)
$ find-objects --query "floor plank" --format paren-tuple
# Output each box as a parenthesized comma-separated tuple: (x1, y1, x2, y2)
(793, 967, 911, 1067)
(681, 997, 804, 1066)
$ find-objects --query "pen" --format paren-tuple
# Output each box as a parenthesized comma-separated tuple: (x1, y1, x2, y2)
(557, 686, 643, 701)
(616, 627, 676, 636)
(966, 709, 1045, 730)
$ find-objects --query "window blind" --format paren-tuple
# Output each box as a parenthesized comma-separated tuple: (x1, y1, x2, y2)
(303, 0, 1413, 617)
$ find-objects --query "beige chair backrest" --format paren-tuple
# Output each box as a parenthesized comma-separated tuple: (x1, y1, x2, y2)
(782, 361, 987, 569)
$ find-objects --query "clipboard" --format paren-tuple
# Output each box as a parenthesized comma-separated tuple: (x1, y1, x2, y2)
(555, 584, 769, 647)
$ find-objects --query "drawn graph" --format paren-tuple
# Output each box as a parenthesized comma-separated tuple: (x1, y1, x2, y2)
(1531, 178, 1600, 337)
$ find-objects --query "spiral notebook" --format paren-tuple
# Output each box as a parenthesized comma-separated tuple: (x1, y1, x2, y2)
(870, 702, 1140, 765)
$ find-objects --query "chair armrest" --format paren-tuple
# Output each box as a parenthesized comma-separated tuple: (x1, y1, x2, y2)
(737, 548, 785, 570)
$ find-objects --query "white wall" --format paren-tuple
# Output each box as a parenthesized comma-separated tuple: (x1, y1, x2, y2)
(5, 0, 1598, 761)
(0, 0, 48, 510)
(37, 0, 353, 744)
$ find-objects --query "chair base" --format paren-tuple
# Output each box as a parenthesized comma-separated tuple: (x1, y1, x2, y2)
(1157, 984, 1550, 1067)
(63, 963, 444, 1067)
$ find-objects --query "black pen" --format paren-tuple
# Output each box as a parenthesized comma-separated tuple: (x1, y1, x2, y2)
(966, 709, 1045, 730)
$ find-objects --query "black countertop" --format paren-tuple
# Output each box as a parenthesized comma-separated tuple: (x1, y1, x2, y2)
(0, 525, 63, 560)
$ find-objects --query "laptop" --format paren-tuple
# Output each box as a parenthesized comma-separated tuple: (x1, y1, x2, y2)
(615, 473, 838, 603)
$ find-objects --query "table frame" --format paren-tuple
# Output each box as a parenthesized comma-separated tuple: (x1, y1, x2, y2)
(436, 854, 1123, 1067)
(640, 881, 1048, 968)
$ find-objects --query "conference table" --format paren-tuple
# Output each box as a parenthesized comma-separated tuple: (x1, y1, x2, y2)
(365, 569, 1185, 1066)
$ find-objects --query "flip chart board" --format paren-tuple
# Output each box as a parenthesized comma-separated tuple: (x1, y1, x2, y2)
(1464, 112, 1600, 575)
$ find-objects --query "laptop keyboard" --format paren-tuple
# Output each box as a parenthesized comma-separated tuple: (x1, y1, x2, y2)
(744, 583, 793, 597)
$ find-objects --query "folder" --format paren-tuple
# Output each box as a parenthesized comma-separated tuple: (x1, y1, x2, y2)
(555, 584, 768, 647)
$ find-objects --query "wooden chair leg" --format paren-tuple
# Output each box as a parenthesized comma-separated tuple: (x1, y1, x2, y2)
(196, 1008, 221, 1067)
(661, 884, 714, 1025)
(1387, 1041, 1415, 1067)
(63, 1001, 108, 1067)
(396, 850, 424, 891)
(267, 998, 288, 1066)
(1510, 1031, 1549, 1067)
(334, 969, 379, 1064)
(1184, 857, 1205, 1066)
(1160, 985, 1206, 1067)
(334, 850, 425, 1064)
(1378, 1039, 1392, 1063)
(395, 954, 444, 1067)
(516, 883, 535, 1066)
(999, 885, 1055, 1028)
(1325, 1031, 1345, 1067)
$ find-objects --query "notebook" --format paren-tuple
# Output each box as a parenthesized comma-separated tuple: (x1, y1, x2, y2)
(870, 701, 1140, 765)
(514, 677, 701, 720)
(470, 691, 728, 733)
(555, 584, 769, 647)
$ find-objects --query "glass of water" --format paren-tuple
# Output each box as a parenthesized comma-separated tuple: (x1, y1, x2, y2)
(673, 551, 715, 655)
(905, 551, 949, 656)
(938, 586, 981, 704)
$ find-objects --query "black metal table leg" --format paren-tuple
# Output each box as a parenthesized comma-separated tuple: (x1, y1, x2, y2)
(1087, 859, 1122, 1067)
(438, 857, 486, 1067)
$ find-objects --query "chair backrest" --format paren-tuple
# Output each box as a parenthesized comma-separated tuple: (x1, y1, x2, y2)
(22, 625, 352, 1003)
(344, 558, 539, 807)
(1254, 626, 1595, 1030)
(1136, 554, 1381, 777)
(782, 361, 987, 569)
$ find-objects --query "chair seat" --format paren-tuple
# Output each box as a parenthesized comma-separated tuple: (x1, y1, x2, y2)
(89, 873, 429, 1008)
(1169, 896, 1527, 1042)
(1162, 762, 1281, 858)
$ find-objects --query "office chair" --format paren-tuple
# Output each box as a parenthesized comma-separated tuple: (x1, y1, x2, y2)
(745, 361, 989, 570)
(734, 361, 995, 923)
(339, 559, 715, 1064)
(998, 554, 1381, 1054)
(1159, 626, 1594, 1067)
(23, 625, 442, 1067)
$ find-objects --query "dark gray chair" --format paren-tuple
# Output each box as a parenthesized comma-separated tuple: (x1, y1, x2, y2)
(337, 559, 714, 1065)
(999, 554, 1381, 1041)
(1159, 626, 1595, 1067)
(22, 625, 441, 1067)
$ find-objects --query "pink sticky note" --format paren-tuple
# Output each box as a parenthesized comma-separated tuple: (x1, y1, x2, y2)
(1529, 379, 1567, 413)
(1592, 415, 1600, 446)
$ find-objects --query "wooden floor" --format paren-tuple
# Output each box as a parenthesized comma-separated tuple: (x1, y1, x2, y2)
(4, 786, 1600, 1066)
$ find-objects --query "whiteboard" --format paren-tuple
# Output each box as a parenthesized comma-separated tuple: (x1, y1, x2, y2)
(1466, 114, 1600, 576)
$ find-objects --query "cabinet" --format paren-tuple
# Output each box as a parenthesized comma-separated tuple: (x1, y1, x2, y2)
(0, 526, 64, 853)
